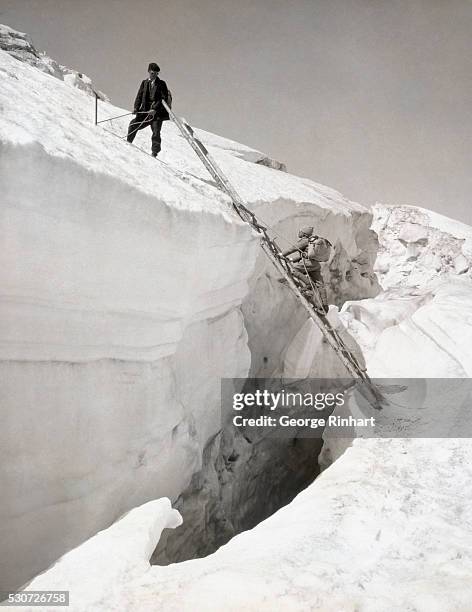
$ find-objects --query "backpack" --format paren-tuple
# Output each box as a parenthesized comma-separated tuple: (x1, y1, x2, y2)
(307, 236, 332, 262)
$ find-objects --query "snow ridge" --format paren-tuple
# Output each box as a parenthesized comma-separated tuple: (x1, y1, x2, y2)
(373, 203, 472, 289)
(0, 23, 108, 100)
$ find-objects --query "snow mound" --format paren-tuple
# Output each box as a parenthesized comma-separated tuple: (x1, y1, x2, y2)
(10, 499, 182, 611)
(373, 203, 472, 288)
(341, 278, 472, 377)
(193, 127, 287, 171)
(351, 203, 472, 375)
(0, 24, 108, 100)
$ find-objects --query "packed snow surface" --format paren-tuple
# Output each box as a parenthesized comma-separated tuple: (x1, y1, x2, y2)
(373, 203, 472, 289)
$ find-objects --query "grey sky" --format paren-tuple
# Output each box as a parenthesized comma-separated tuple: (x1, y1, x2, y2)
(2, 0, 472, 223)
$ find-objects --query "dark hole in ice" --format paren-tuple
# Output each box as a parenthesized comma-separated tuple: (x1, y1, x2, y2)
(150, 380, 338, 566)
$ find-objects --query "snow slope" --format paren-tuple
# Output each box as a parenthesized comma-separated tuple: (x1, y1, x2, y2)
(20, 210, 472, 611)
(0, 26, 380, 590)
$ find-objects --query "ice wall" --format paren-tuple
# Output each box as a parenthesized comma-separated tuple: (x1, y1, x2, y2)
(22, 210, 472, 612)
(0, 141, 256, 588)
(0, 31, 379, 590)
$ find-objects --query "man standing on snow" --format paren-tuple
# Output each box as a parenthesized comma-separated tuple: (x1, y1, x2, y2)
(127, 62, 170, 157)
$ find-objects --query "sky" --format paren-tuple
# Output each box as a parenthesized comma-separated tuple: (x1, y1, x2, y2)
(2, 0, 472, 224)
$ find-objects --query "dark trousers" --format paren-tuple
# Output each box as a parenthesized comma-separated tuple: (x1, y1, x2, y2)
(292, 263, 328, 308)
(292, 262, 323, 286)
(127, 113, 163, 155)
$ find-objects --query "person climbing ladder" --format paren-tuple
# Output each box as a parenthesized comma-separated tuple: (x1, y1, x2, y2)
(281, 226, 332, 314)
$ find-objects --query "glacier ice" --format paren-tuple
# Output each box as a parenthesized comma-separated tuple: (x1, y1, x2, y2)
(3, 24, 472, 612)
(0, 27, 380, 590)
(22, 203, 472, 612)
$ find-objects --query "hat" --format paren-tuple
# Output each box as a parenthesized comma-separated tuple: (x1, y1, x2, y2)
(299, 226, 314, 237)
(148, 62, 160, 72)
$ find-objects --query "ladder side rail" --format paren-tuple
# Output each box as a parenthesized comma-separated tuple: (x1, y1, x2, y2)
(167, 99, 368, 380)
(164, 105, 228, 192)
(260, 240, 367, 381)
(163, 101, 383, 405)
(255, 225, 382, 402)
(163, 101, 246, 208)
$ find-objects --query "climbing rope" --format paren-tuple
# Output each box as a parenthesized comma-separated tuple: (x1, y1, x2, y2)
(95, 111, 133, 125)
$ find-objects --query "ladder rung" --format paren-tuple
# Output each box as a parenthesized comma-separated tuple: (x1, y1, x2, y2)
(163, 100, 383, 409)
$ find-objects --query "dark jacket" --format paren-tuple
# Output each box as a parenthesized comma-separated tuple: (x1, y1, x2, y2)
(282, 237, 320, 271)
(282, 237, 309, 260)
(133, 77, 169, 120)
